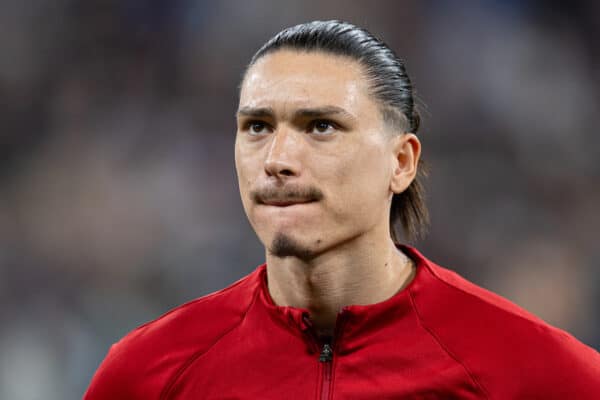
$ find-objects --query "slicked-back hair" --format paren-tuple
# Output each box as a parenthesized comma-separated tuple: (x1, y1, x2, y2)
(244, 20, 429, 243)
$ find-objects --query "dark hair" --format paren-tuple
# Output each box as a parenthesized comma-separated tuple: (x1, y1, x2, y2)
(245, 20, 429, 243)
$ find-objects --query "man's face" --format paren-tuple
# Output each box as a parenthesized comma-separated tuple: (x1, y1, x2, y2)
(235, 50, 399, 260)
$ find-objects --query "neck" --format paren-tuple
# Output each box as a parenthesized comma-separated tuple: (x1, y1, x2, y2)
(265, 230, 415, 336)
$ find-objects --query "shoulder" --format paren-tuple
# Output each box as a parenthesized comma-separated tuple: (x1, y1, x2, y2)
(404, 246, 600, 399)
(84, 265, 266, 400)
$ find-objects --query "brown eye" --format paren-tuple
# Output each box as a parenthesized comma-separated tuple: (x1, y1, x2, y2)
(309, 120, 336, 135)
(247, 121, 269, 135)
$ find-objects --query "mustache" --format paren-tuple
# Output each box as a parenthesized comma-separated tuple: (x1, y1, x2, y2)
(251, 185, 324, 204)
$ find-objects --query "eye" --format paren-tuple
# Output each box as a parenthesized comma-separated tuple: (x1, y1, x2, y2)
(308, 120, 337, 135)
(245, 121, 271, 135)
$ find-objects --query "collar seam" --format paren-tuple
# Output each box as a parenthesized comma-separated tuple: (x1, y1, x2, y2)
(408, 286, 490, 399)
(160, 279, 262, 400)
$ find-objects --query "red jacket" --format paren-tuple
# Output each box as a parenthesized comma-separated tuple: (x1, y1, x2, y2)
(84, 246, 600, 399)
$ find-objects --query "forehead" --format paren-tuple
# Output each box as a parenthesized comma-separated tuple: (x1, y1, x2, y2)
(239, 50, 376, 113)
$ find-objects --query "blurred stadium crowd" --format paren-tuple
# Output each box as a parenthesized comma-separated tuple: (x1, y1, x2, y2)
(0, 1, 598, 398)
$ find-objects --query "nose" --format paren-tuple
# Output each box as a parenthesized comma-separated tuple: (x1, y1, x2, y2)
(264, 127, 301, 179)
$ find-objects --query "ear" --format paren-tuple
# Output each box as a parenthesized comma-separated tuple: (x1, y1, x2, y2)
(389, 133, 421, 194)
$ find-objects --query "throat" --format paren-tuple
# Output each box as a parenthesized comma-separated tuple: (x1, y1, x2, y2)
(265, 245, 416, 334)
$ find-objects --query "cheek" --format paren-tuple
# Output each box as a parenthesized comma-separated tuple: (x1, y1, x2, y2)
(235, 144, 258, 185)
(235, 147, 256, 210)
(322, 146, 390, 217)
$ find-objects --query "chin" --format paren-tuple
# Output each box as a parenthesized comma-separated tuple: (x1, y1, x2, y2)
(267, 232, 320, 261)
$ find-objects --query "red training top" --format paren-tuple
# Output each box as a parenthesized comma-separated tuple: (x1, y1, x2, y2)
(84, 245, 600, 399)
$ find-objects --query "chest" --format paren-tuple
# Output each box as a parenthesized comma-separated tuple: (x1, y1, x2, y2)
(161, 330, 482, 400)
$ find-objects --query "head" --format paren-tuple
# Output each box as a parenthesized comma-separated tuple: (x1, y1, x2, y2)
(235, 20, 428, 261)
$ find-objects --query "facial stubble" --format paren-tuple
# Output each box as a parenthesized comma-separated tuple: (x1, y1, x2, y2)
(269, 232, 317, 261)
(253, 184, 324, 261)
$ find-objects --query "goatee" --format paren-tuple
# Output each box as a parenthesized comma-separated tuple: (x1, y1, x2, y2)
(269, 233, 316, 261)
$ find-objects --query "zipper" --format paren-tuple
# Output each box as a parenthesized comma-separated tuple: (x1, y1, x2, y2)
(303, 309, 348, 400)
(319, 342, 334, 400)
(319, 343, 333, 363)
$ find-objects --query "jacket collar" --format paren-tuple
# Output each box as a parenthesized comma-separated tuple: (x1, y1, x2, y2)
(256, 245, 429, 350)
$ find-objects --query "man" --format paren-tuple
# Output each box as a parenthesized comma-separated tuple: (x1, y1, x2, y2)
(84, 20, 600, 399)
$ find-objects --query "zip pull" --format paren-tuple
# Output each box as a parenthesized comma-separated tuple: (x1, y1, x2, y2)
(319, 343, 333, 363)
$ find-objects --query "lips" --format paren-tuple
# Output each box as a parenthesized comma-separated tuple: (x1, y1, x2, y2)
(261, 199, 314, 207)
(252, 185, 323, 208)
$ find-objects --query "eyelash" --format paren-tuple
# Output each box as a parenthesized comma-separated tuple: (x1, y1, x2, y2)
(308, 120, 338, 135)
(245, 121, 272, 135)
(243, 119, 339, 136)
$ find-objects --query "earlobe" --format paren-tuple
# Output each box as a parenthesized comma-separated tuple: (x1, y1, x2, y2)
(389, 133, 420, 194)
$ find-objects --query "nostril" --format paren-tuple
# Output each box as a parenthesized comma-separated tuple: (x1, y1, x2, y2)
(264, 158, 298, 178)
(265, 167, 294, 178)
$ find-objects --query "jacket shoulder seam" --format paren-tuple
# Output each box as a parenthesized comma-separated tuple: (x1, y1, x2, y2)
(426, 263, 563, 337)
(408, 286, 490, 399)
(159, 280, 261, 400)
(133, 274, 253, 335)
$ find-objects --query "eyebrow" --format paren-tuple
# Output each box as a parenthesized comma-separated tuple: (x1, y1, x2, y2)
(236, 107, 275, 119)
(236, 105, 357, 122)
(294, 106, 357, 122)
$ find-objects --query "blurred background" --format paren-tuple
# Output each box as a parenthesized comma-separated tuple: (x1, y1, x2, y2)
(0, 0, 598, 398)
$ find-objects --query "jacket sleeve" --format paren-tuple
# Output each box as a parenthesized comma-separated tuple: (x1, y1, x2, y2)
(83, 270, 261, 399)
(537, 334, 600, 399)
(83, 345, 123, 399)
(82, 337, 165, 400)
(83, 343, 140, 400)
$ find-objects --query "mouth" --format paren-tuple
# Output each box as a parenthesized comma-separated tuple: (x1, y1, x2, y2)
(260, 199, 316, 207)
